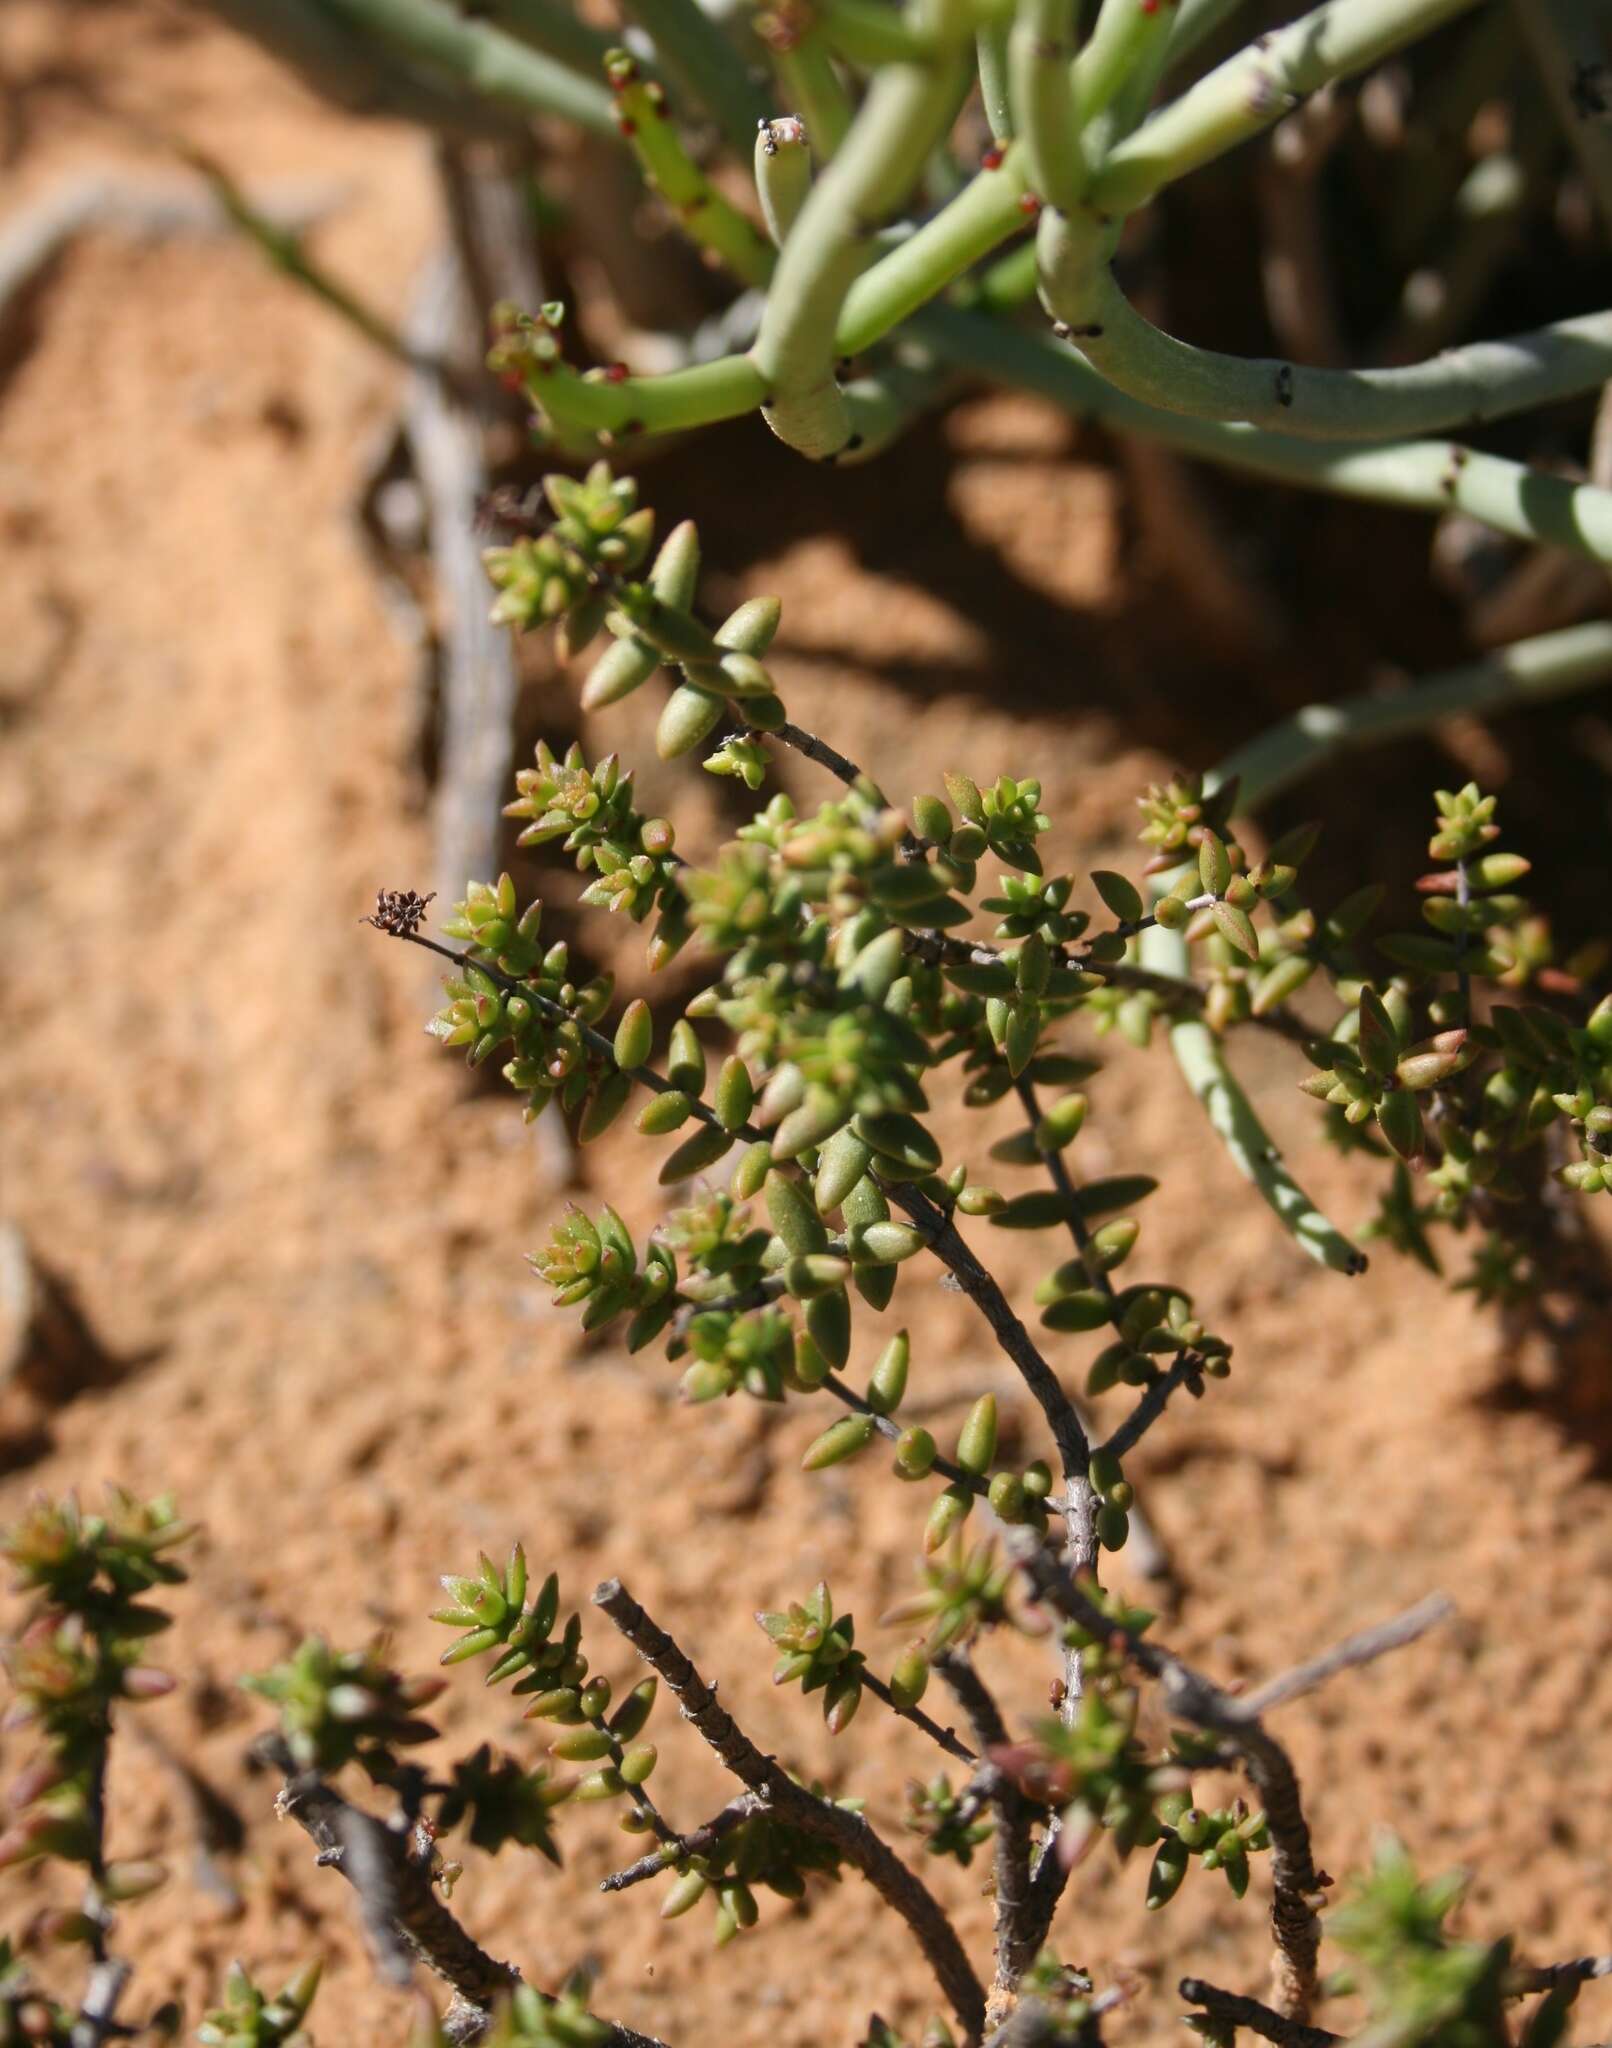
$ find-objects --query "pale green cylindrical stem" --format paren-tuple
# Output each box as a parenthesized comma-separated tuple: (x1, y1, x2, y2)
(206, 0, 527, 134)
(836, 147, 1030, 356)
(835, 356, 961, 461)
(1010, 0, 1086, 208)
(975, 239, 1039, 310)
(1093, 0, 1485, 212)
(1140, 911, 1369, 1277)
(915, 306, 1612, 566)
(317, 0, 618, 133)
(770, 28, 854, 155)
(1065, 276, 1612, 441)
(621, 0, 770, 156)
(817, 0, 941, 65)
(756, 118, 814, 246)
(1162, 0, 1249, 73)
(530, 351, 767, 436)
(1070, 0, 1176, 131)
(1213, 621, 1612, 812)
(977, 16, 1015, 139)
(478, 0, 616, 77)
(750, 0, 972, 458)
(608, 50, 776, 286)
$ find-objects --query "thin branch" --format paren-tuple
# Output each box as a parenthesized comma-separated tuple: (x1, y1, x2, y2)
(936, 1653, 1037, 2003)
(1508, 1958, 1612, 1995)
(1100, 1351, 1209, 1461)
(773, 720, 890, 805)
(1212, 621, 1612, 815)
(593, 1577, 987, 2042)
(861, 1666, 980, 1769)
(1179, 1979, 1339, 2048)
(69, 1962, 131, 2048)
(1238, 1595, 1455, 1716)
(1012, 1076, 1123, 1338)
(1005, 1537, 1325, 2023)
(270, 1752, 516, 2000)
(889, 1182, 1098, 1603)
(263, 1741, 670, 2047)
(599, 1795, 766, 1892)
(821, 1371, 1012, 1513)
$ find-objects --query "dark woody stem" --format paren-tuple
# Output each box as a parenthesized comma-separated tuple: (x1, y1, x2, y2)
(599, 1794, 766, 1894)
(594, 1577, 988, 2042)
(859, 1665, 979, 1768)
(934, 1651, 1038, 2007)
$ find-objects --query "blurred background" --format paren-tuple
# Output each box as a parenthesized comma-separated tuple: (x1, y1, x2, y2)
(4, 1, 1612, 2042)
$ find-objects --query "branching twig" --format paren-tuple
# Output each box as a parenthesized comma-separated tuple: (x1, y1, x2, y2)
(936, 1653, 1036, 2007)
(390, 925, 1092, 1528)
(1238, 1596, 1455, 1716)
(1007, 1538, 1328, 2021)
(269, 1748, 517, 2000)
(1179, 1979, 1339, 2048)
(263, 1738, 669, 2046)
(861, 1666, 980, 1769)
(1100, 1352, 1209, 1461)
(593, 1577, 987, 2041)
(1508, 1957, 1612, 1995)
(599, 1795, 767, 1893)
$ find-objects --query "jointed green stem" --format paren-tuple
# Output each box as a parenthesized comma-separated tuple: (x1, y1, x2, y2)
(1061, 286, 1612, 442)
(316, 0, 619, 134)
(469, 0, 616, 79)
(750, 0, 973, 457)
(527, 351, 768, 439)
(915, 306, 1612, 567)
(1010, 0, 1085, 211)
(1070, 0, 1177, 136)
(1138, 918, 1368, 1277)
(1212, 621, 1612, 812)
(606, 52, 777, 288)
(1162, 0, 1251, 74)
(836, 152, 1031, 355)
(1091, 0, 1486, 213)
(768, 25, 855, 155)
(619, 0, 771, 158)
(976, 16, 1015, 140)
(1129, 625, 1612, 1278)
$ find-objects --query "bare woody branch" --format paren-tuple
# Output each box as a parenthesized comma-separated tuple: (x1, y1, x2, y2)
(593, 1576, 988, 2043)
(1006, 1538, 1329, 2022)
(599, 1795, 766, 1894)
(1239, 1596, 1455, 1716)
(1011, 1546, 1454, 2027)
(1509, 1957, 1612, 1995)
(263, 1739, 668, 2047)
(860, 1664, 980, 1769)
(1179, 1978, 1340, 2048)
(935, 1651, 1038, 2008)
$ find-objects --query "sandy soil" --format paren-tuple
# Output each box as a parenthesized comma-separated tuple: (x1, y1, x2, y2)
(4, 7, 1612, 2046)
